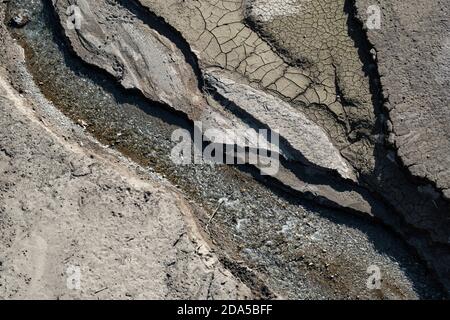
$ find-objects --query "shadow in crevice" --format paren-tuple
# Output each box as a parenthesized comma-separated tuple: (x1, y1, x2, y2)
(344, 0, 450, 295)
(9, 0, 447, 298)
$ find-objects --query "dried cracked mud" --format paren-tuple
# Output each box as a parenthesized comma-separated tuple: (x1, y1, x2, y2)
(0, 0, 448, 299)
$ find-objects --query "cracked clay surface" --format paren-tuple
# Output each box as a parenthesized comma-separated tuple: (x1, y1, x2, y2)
(1, 0, 449, 299)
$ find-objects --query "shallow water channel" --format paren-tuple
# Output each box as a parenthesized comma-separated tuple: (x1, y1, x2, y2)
(5, 0, 444, 299)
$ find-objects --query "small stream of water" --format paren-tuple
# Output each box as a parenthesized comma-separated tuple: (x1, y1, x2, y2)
(5, 0, 444, 299)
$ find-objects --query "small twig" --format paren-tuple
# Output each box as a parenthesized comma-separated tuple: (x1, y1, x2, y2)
(206, 199, 225, 231)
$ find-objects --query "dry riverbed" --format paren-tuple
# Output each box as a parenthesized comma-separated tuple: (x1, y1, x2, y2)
(0, 0, 448, 299)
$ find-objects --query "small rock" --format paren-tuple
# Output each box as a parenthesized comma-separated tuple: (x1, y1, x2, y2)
(10, 10, 31, 28)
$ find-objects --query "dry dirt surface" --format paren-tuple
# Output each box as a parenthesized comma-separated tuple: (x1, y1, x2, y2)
(0, 12, 251, 298)
(356, 0, 450, 199)
(0, 0, 449, 299)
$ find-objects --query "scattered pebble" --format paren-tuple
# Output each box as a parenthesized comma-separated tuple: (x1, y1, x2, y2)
(10, 10, 31, 28)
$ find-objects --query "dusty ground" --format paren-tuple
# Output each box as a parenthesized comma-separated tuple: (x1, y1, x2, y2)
(0, 0, 448, 299)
